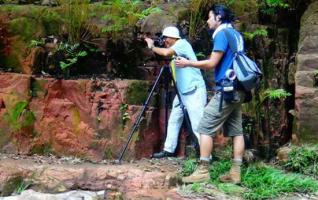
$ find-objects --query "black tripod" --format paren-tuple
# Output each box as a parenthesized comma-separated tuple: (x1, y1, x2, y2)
(118, 64, 199, 163)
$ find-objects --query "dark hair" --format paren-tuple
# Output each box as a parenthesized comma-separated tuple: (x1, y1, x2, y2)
(210, 4, 235, 23)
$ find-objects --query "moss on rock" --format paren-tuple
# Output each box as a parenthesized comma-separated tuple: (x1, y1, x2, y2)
(125, 80, 150, 105)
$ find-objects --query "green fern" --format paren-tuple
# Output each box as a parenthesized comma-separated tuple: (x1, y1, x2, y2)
(101, 0, 161, 39)
(4, 101, 35, 131)
(261, 88, 291, 103)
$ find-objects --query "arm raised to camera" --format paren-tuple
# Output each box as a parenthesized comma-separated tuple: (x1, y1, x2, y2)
(175, 51, 223, 70)
(144, 37, 175, 57)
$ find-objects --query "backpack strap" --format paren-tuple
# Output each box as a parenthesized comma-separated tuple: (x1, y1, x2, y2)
(223, 29, 238, 53)
(223, 29, 249, 77)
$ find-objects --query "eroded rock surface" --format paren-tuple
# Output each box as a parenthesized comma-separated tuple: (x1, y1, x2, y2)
(295, 1, 318, 143)
(0, 155, 240, 200)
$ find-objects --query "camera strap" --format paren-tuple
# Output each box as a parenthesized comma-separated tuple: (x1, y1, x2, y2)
(170, 60, 177, 82)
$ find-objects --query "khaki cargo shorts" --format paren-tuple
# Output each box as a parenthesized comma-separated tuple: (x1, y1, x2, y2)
(197, 91, 245, 137)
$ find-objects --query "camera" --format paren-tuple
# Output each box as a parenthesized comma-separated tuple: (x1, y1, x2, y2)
(221, 70, 239, 103)
(153, 34, 165, 48)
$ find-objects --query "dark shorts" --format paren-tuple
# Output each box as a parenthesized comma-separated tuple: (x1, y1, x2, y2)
(197, 91, 245, 137)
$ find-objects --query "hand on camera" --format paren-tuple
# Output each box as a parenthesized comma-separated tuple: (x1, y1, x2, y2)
(175, 57, 189, 68)
(144, 38, 155, 49)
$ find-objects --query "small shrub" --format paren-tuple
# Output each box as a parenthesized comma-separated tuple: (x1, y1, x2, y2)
(259, 0, 290, 15)
(243, 28, 268, 41)
(283, 145, 318, 177)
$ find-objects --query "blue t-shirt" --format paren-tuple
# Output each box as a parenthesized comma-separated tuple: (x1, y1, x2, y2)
(171, 39, 206, 94)
(213, 28, 243, 84)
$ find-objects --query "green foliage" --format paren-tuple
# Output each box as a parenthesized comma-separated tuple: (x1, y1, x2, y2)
(314, 70, 318, 87)
(2, 174, 32, 196)
(208, 160, 231, 182)
(29, 39, 45, 48)
(195, 52, 206, 59)
(30, 142, 52, 156)
(180, 158, 318, 199)
(260, 88, 291, 103)
(125, 81, 149, 105)
(283, 145, 318, 177)
(243, 28, 268, 41)
(190, 183, 204, 193)
(180, 159, 197, 176)
(4, 101, 35, 132)
(104, 147, 114, 159)
(101, 0, 161, 40)
(58, 0, 90, 44)
(188, 0, 209, 41)
(242, 164, 318, 200)
(58, 42, 88, 70)
(14, 179, 32, 195)
(119, 103, 130, 128)
(259, 0, 290, 15)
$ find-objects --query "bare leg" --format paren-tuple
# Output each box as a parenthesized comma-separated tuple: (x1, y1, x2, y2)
(219, 135, 245, 184)
(233, 135, 244, 160)
(182, 133, 212, 183)
(200, 134, 213, 159)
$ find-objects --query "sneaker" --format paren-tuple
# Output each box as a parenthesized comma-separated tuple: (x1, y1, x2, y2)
(219, 164, 241, 184)
(182, 162, 210, 183)
(152, 150, 174, 158)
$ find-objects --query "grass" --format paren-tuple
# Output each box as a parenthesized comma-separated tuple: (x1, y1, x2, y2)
(242, 163, 318, 199)
(180, 159, 198, 177)
(180, 159, 318, 199)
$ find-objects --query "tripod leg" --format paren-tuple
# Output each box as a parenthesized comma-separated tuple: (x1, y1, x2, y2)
(117, 67, 165, 163)
(163, 68, 170, 144)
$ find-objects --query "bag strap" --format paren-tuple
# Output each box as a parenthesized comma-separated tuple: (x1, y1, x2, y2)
(223, 29, 250, 77)
(223, 29, 239, 53)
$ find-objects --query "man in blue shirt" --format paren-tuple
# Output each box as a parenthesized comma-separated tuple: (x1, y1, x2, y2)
(144, 26, 207, 158)
(176, 4, 245, 184)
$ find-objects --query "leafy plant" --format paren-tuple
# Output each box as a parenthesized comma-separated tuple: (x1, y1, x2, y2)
(4, 101, 35, 132)
(208, 160, 231, 182)
(57, 42, 88, 70)
(243, 28, 268, 41)
(58, 0, 90, 44)
(259, 0, 290, 15)
(29, 39, 45, 48)
(188, 0, 209, 41)
(102, 0, 161, 40)
(119, 103, 130, 128)
(180, 159, 198, 176)
(260, 88, 291, 104)
(283, 145, 318, 178)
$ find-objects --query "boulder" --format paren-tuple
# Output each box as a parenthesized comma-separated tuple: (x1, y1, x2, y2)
(295, 1, 318, 143)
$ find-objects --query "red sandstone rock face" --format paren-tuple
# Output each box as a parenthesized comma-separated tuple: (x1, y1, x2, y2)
(0, 73, 162, 160)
